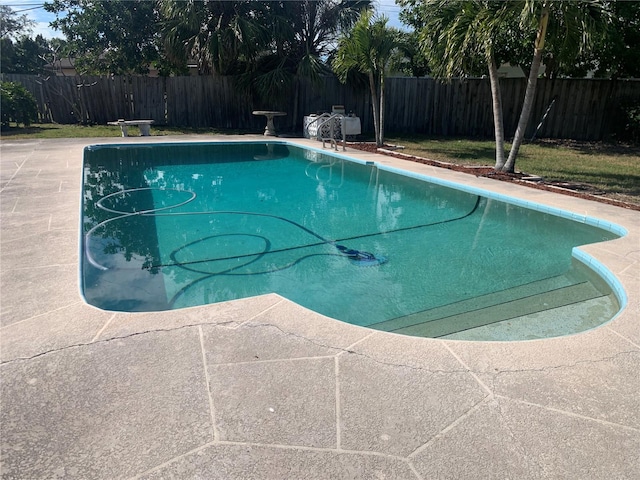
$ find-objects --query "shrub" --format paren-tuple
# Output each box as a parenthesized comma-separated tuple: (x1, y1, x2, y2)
(622, 103, 640, 143)
(1, 81, 38, 127)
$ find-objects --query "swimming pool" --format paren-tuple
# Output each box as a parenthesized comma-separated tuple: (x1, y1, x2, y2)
(81, 141, 625, 341)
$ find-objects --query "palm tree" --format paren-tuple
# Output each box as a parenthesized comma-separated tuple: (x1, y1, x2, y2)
(417, 0, 517, 170)
(502, 0, 609, 172)
(413, 0, 609, 173)
(159, 0, 268, 76)
(246, 0, 371, 124)
(333, 11, 399, 146)
(159, 0, 370, 117)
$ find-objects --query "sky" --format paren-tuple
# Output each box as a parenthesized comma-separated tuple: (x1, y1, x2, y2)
(1, 0, 406, 40)
(375, 0, 405, 29)
(1, 0, 60, 38)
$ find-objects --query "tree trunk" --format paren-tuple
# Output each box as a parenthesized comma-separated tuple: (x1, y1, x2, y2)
(378, 72, 385, 147)
(502, 4, 549, 173)
(488, 56, 506, 171)
(368, 71, 381, 146)
(292, 78, 299, 131)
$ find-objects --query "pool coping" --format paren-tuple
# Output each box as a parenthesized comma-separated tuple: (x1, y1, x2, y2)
(1, 135, 638, 479)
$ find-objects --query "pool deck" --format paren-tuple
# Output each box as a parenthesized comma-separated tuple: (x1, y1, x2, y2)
(1, 136, 638, 479)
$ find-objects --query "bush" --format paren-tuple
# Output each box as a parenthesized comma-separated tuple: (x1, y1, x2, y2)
(622, 103, 640, 143)
(1, 81, 38, 127)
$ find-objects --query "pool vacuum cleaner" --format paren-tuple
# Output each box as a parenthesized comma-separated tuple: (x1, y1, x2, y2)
(334, 244, 387, 266)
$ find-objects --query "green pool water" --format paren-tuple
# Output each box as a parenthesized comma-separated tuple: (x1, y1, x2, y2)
(81, 142, 622, 340)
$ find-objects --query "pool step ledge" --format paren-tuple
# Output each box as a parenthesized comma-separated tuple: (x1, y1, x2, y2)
(372, 277, 606, 338)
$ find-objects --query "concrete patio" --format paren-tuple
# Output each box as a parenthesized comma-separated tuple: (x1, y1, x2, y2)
(1, 136, 638, 479)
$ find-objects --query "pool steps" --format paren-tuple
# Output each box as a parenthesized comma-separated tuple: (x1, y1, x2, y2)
(372, 274, 614, 339)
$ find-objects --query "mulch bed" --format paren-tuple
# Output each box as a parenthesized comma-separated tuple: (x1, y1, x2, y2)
(348, 142, 640, 212)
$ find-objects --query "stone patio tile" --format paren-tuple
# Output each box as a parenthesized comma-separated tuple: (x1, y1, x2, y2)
(0, 302, 113, 362)
(445, 327, 634, 372)
(584, 236, 640, 261)
(0, 146, 30, 159)
(345, 332, 468, 371)
(1, 175, 21, 189)
(20, 158, 83, 172)
(0, 165, 25, 184)
(478, 349, 640, 429)
(619, 261, 640, 281)
(0, 177, 78, 197)
(248, 297, 371, 350)
(97, 294, 283, 340)
(0, 212, 51, 242)
(0, 264, 79, 327)
(0, 328, 213, 479)
(2, 149, 29, 160)
(50, 211, 81, 231)
(607, 262, 640, 345)
(1, 229, 78, 267)
(0, 196, 18, 214)
(412, 397, 639, 479)
(499, 396, 638, 477)
(624, 248, 640, 262)
(10, 191, 80, 215)
(410, 398, 544, 479)
(202, 321, 340, 365)
(49, 215, 80, 232)
(338, 353, 487, 457)
(140, 443, 417, 480)
(0, 156, 29, 172)
(208, 357, 336, 448)
(608, 311, 640, 347)
(580, 243, 640, 279)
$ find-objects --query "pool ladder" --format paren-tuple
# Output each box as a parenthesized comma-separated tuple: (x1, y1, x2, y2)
(307, 114, 347, 151)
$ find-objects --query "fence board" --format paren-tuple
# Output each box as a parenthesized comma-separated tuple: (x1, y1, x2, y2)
(3, 73, 639, 141)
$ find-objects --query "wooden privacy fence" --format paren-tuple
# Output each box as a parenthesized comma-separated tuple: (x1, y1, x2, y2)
(3, 73, 639, 140)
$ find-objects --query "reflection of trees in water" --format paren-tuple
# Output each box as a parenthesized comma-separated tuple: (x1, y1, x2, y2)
(83, 142, 290, 276)
(91, 215, 161, 273)
(83, 149, 163, 274)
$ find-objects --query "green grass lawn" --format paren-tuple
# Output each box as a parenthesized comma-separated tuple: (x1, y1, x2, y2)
(386, 134, 640, 206)
(0, 123, 249, 139)
(2, 123, 638, 205)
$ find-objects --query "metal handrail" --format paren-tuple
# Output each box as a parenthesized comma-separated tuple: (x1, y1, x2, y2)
(305, 113, 331, 130)
(316, 113, 346, 151)
(305, 113, 331, 143)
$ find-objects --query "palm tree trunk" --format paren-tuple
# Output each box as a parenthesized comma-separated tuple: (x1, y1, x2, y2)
(378, 73, 385, 147)
(502, 4, 550, 173)
(488, 56, 506, 171)
(292, 78, 299, 131)
(369, 72, 381, 147)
